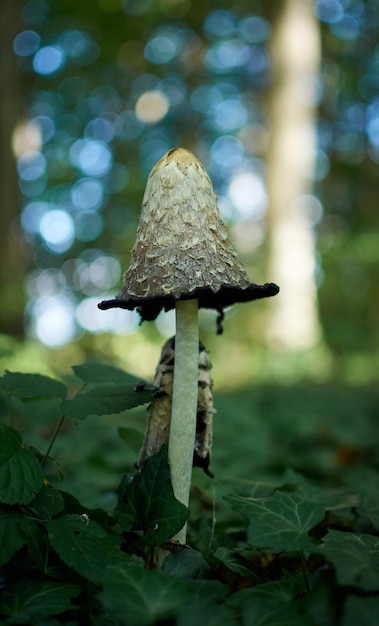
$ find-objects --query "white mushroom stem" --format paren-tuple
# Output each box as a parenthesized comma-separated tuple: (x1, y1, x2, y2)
(168, 298, 199, 544)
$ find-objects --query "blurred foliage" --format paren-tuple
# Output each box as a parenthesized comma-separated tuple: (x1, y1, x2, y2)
(2, 0, 377, 380)
(4, 374, 378, 511)
(1, 363, 379, 623)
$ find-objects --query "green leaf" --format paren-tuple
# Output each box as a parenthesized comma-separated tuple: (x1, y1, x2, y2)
(242, 574, 306, 602)
(19, 518, 51, 573)
(213, 546, 254, 577)
(342, 595, 379, 626)
(321, 530, 379, 591)
(47, 514, 125, 583)
(0, 424, 44, 505)
(72, 360, 145, 386)
(280, 468, 358, 511)
(58, 489, 113, 530)
(162, 548, 212, 580)
(0, 371, 67, 399)
(188, 579, 229, 605)
(115, 446, 189, 545)
(225, 576, 312, 626)
(177, 602, 239, 626)
(99, 564, 192, 626)
(0, 507, 25, 565)
(359, 494, 379, 531)
(61, 383, 155, 419)
(0, 579, 80, 623)
(26, 484, 64, 519)
(346, 470, 379, 531)
(225, 491, 325, 552)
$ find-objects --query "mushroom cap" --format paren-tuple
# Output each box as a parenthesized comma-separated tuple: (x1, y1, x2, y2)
(98, 148, 279, 321)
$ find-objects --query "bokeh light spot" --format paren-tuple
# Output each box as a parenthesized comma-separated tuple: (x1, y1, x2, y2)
(211, 98, 248, 132)
(13, 30, 41, 57)
(70, 139, 113, 176)
(314, 0, 343, 24)
(205, 40, 250, 74)
(85, 117, 115, 142)
(30, 116, 55, 144)
(330, 14, 360, 40)
(30, 295, 77, 347)
(71, 178, 104, 210)
(210, 135, 244, 168)
(135, 91, 169, 123)
(76, 297, 140, 334)
(204, 10, 236, 39)
(12, 120, 42, 157)
(227, 171, 267, 220)
(17, 150, 46, 181)
(238, 16, 270, 44)
(21, 201, 49, 234)
(33, 46, 65, 75)
(39, 209, 75, 252)
(145, 36, 177, 64)
(60, 29, 100, 65)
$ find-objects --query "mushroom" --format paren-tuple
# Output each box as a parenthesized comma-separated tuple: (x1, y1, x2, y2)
(98, 148, 279, 543)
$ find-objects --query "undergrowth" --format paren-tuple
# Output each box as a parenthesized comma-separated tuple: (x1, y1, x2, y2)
(0, 362, 378, 625)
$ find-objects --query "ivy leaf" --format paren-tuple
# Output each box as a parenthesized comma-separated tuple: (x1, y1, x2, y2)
(72, 360, 144, 386)
(0, 424, 44, 505)
(176, 602, 239, 626)
(346, 470, 379, 531)
(162, 548, 212, 580)
(115, 446, 189, 545)
(358, 492, 379, 531)
(321, 530, 379, 591)
(241, 574, 306, 602)
(225, 576, 311, 626)
(0, 507, 25, 565)
(99, 564, 192, 626)
(61, 383, 155, 419)
(213, 546, 254, 577)
(225, 491, 325, 552)
(0, 371, 67, 399)
(280, 468, 358, 511)
(0, 579, 80, 623)
(47, 514, 125, 583)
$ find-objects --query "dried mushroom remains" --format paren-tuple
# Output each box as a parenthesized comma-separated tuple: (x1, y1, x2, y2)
(136, 337, 215, 478)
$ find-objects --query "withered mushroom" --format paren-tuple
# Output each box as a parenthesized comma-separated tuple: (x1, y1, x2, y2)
(98, 148, 279, 543)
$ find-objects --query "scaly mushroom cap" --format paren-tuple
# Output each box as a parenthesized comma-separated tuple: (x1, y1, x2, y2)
(98, 148, 279, 321)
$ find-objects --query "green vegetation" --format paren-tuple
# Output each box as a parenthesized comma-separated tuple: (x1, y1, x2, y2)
(1, 2, 379, 624)
(1, 363, 378, 625)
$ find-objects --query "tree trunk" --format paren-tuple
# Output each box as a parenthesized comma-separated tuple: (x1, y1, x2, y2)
(0, 0, 25, 337)
(266, 0, 322, 350)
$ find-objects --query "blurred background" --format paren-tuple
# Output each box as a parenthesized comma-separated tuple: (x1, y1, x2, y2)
(2, 0, 379, 387)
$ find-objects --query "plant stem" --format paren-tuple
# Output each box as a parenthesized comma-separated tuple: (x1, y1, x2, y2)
(41, 415, 66, 469)
(168, 298, 199, 544)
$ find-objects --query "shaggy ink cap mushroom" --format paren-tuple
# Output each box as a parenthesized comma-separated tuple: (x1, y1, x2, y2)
(98, 148, 279, 327)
